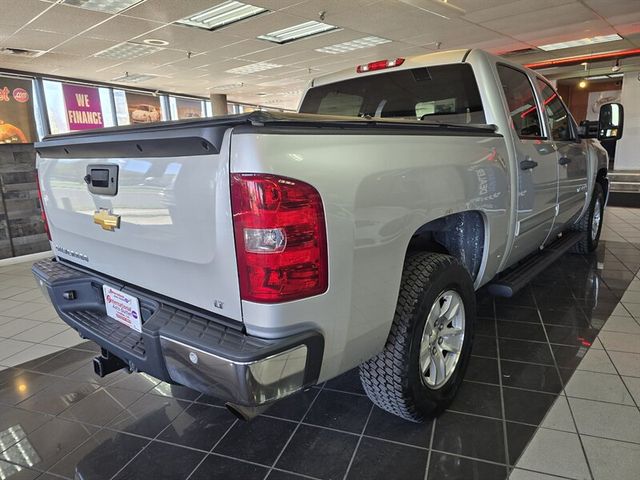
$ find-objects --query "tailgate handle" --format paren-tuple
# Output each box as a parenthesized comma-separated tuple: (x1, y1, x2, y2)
(86, 165, 118, 196)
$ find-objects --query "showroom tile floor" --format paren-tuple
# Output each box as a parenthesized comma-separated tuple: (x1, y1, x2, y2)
(0, 207, 640, 479)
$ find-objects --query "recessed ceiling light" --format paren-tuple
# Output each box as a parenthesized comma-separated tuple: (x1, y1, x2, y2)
(176, 1, 268, 31)
(538, 34, 622, 51)
(315, 36, 392, 54)
(95, 42, 164, 60)
(143, 39, 169, 46)
(225, 62, 282, 74)
(257, 21, 340, 44)
(61, 0, 143, 14)
(111, 73, 157, 83)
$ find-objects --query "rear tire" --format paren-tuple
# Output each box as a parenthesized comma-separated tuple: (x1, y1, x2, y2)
(359, 252, 475, 422)
(571, 182, 604, 254)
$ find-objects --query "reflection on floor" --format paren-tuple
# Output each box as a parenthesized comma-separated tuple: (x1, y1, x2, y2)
(0, 207, 639, 479)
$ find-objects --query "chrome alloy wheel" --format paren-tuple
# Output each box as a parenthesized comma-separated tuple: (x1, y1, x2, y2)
(592, 198, 602, 241)
(419, 289, 466, 389)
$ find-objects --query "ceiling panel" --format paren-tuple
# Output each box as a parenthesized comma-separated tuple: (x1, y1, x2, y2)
(27, 4, 111, 35)
(0, 0, 52, 30)
(123, 0, 235, 23)
(136, 24, 243, 52)
(0, 29, 72, 51)
(86, 15, 164, 42)
(52, 36, 119, 56)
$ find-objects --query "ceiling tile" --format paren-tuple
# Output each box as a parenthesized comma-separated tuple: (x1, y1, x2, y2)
(0, 29, 72, 51)
(124, 0, 236, 23)
(86, 15, 165, 42)
(52, 36, 119, 56)
(27, 4, 111, 35)
(136, 24, 243, 52)
(0, 0, 53, 29)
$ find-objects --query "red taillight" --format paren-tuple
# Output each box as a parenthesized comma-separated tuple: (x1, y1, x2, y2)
(35, 171, 51, 241)
(356, 57, 405, 73)
(231, 173, 328, 303)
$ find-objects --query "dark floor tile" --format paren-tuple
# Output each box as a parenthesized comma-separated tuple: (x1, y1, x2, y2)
(427, 452, 508, 480)
(194, 393, 226, 407)
(65, 359, 128, 386)
(267, 471, 308, 480)
(30, 349, 96, 377)
(494, 288, 535, 307)
(495, 305, 540, 323)
(465, 356, 499, 385)
(476, 298, 495, 318)
(324, 368, 366, 395)
(552, 344, 587, 370)
(539, 307, 588, 327)
(449, 381, 502, 419)
(471, 336, 497, 358)
(531, 284, 574, 299)
(432, 412, 505, 463)
(497, 320, 547, 342)
(49, 428, 149, 479)
(107, 373, 160, 393)
(60, 386, 144, 426)
(189, 454, 268, 480)
(214, 416, 295, 465)
(0, 406, 52, 447)
(275, 425, 358, 480)
(265, 389, 319, 422)
(498, 339, 554, 365)
(502, 388, 556, 425)
(533, 294, 579, 311)
(1, 417, 96, 471)
(157, 403, 235, 451)
(545, 324, 598, 347)
(107, 394, 190, 438)
(474, 317, 496, 337)
(112, 441, 204, 480)
(0, 371, 59, 406)
(500, 360, 562, 393)
(345, 437, 427, 480)
(364, 406, 433, 447)
(0, 461, 39, 480)
(16, 378, 99, 415)
(303, 389, 372, 434)
(506, 421, 536, 465)
(150, 382, 202, 401)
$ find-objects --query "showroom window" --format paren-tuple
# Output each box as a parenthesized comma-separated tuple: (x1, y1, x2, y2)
(43, 80, 115, 134)
(497, 65, 544, 139)
(299, 63, 485, 123)
(169, 96, 206, 119)
(536, 79, 574, 141)
(113, 89, 168, 126)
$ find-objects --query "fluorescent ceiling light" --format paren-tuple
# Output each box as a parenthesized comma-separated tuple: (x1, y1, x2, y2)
(176, 1, 267, 31)
(257, 21, 340, 44)
(61, 0, 143, 14)
(538, 34, 622, 51)
(609, 73, 624, 78)
(95, 42, 163, 60)
(111, 73, 157, 83)
(586, 73, 624, 80)
(315, 36, 391, 54)
(208, 83, 245, 91)
(225, 62, 282, 74)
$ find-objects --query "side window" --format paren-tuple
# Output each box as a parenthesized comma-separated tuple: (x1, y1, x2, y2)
(536, 79, 574, 141)
(497, 65, 543, 139)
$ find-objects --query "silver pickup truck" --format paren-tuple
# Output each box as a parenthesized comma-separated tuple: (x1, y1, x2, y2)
(32, 49, 624, 422)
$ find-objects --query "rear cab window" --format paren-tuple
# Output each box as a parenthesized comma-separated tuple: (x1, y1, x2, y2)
(299, 64, 486, 124)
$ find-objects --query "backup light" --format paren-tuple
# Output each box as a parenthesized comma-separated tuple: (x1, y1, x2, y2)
(315, 36, 392, 54)
(356, 58, 405, 73)
(258, 21, 340, 44)
(95, 42, 163, 60)
(61, 0, 142, 13)
(176, 1, 268, 31)
(231, 174, 328, 303)
(538, 34, 622, 51)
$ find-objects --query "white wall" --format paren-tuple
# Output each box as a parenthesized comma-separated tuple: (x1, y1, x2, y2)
(614, 71, 640, 170)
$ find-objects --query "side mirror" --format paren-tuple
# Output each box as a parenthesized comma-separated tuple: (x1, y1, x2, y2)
(598, 102, 624, 141)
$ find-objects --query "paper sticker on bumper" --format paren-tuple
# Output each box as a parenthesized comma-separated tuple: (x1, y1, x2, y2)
(103, 285, 142, 332)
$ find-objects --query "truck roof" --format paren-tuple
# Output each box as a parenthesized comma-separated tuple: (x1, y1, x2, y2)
(310, 48, 471, 88)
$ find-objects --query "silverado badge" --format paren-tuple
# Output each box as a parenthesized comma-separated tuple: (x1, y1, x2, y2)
(93, 209, 121, 231)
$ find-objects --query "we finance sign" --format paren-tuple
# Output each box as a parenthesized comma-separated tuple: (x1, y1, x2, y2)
(62, 84, 104, 130)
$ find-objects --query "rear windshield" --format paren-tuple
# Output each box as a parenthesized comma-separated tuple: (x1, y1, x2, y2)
(299, 63, 486, 124)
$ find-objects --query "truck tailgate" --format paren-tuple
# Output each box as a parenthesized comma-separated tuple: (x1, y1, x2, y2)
(36, 122, 241, 321)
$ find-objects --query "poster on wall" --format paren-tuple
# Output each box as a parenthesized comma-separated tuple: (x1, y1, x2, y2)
(0, 76, 37, 144)
(125, 92, 162, 124)
(62, 84, 104, 130)
(175, 97, 202, 119)
(586, 90, 622, 121)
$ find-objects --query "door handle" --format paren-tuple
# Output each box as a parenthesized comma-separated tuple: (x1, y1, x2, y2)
(520, 159, 539, 170)
(558, 157, 572, 166)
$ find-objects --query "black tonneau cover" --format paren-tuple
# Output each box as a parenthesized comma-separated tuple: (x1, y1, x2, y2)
(36, 111, 498, 159)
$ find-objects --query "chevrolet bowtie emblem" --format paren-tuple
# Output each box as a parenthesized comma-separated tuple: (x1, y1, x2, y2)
(93, 209, 121, 231)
